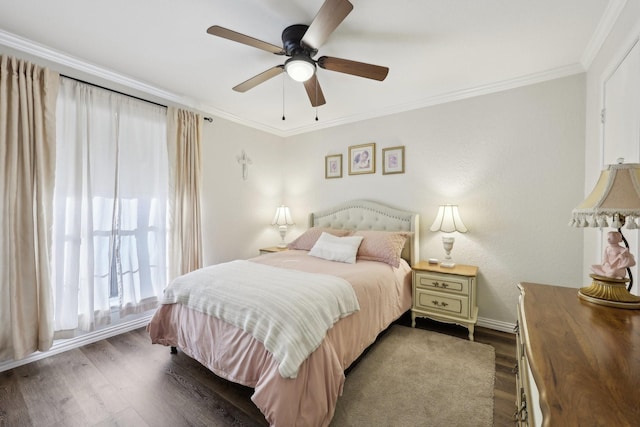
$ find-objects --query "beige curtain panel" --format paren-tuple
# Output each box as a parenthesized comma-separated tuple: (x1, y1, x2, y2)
(167, 107, 203, 280)
(0, 55, 59, 361)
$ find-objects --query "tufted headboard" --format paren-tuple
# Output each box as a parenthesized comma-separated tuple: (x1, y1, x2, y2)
(309, 199, 420, 266)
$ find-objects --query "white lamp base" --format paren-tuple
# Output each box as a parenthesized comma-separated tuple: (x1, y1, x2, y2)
(277, 225, 288, 248)
(440, 236, 456, 268)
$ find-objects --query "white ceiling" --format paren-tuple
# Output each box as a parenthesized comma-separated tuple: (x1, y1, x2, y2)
(0, 0, 622, 136)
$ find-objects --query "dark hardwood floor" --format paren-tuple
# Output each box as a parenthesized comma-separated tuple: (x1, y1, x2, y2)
(0, 318, 516, 427)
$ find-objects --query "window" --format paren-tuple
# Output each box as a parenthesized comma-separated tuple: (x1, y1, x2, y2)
(52, 78, 168, 333)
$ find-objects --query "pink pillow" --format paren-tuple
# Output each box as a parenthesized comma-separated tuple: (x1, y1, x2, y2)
(287, 227, 353, 250)
(354, 230, 412, 267)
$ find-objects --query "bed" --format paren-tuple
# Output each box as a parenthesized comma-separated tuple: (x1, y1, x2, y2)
(147, 199, 419, 426)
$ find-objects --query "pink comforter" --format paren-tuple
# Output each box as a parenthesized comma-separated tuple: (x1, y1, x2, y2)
(147, 250, 412, 426)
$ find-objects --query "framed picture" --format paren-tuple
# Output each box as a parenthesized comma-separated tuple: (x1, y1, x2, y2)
(325, 154, 343, 179)
(348, 143, 376, 175)
(382, 146, 405, 175)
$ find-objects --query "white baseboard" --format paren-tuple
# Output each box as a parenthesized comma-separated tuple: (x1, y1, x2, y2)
(0, 314, 153, 373)
(477, 316, 516, 333)
(1, 313, 515, 373)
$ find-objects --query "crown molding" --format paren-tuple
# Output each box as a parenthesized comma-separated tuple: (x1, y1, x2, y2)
(0, 29, 288, 136)
(279, 63, 586, 137)
(0, 30, 182, 104)
(580, 0, 628, 69)
(1, 29, 585, 138)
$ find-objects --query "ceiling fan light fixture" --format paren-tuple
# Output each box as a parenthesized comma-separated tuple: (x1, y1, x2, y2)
(285, 56, 316, 82)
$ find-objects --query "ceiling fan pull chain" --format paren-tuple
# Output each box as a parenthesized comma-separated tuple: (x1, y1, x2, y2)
(282, 73, 286, 121)
(208, 0, 389, 118)
(315, 77, 319, 121)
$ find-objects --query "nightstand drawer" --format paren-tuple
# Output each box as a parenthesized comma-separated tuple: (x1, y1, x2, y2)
(410, 262, 478, 340)
(414, 288, 469, 318)
(414, 273, 469, 295)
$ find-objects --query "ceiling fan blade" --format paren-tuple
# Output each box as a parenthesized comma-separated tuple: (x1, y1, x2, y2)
(233, 66, 284, 93)
(303, 75, 326, 107)
(317, 56, 389, 81)
(301, 0, 353, 50)
(207, 25, 285, 55)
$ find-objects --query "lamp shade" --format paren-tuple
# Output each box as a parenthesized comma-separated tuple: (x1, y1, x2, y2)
(271, 205, 294, 226)
(430, 205, 468, 233)
(570, 162, 640, 229)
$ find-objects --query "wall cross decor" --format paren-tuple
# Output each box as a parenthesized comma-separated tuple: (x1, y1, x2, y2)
(237, 150, 253, 180)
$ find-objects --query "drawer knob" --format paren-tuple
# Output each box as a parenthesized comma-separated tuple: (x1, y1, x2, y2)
(431, 281, 449, 288)
(431, 300, 449, 307)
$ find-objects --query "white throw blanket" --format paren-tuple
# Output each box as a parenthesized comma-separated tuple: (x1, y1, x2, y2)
(160, 260, 360, 378)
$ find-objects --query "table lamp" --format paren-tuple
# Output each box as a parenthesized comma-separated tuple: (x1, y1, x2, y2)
(430, 204, 468, 268)
(272, 205, 294, 248)
(569, 160, 640, 309)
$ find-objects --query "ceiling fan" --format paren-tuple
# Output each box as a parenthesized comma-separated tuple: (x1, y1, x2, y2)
(206, 0, 389, 107)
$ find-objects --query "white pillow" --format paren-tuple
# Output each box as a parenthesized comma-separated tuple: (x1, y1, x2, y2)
(308, 232, 364, 264)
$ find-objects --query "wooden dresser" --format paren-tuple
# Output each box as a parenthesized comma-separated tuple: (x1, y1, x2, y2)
(516, 282, 640, 426)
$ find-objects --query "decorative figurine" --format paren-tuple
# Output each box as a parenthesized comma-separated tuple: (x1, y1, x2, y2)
(591, 231, 636, 279)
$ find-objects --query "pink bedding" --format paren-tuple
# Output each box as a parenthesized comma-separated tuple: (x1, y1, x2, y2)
(147, 249, 412, 426)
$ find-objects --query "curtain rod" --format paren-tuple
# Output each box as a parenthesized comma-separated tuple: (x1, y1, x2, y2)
(60, 74, 213, 122)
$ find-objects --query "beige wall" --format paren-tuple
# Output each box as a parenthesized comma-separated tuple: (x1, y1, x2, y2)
(280, 75, 586, 326)
(199, 117, 284, 264)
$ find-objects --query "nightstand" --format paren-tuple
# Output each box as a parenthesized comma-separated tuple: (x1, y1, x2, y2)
(259, 246, 289, 255)
(411, 262, 479, 340)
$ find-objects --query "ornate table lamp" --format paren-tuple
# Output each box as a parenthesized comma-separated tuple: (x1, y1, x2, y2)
(569, 160, 640, 309)
(430, 204, 468, 268)
(272, 205, 294, 248)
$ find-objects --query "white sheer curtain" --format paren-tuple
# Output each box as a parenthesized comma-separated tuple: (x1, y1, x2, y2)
(52, 78, 168, 335)
(0, 55, 59, 361)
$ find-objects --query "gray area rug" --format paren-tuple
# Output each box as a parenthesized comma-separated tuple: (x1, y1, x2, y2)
(331, 325, 495, 427)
